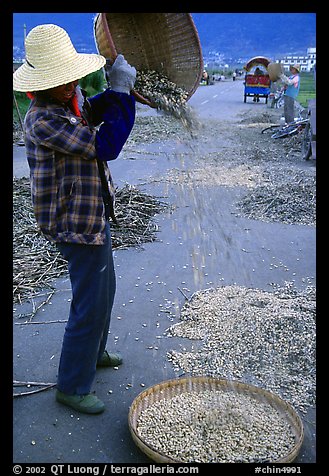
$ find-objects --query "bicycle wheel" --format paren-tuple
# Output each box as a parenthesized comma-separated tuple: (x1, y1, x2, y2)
(271, 124, 299, 139)
(261, 124, 281, 134)
(301, 122, 312, 160)
(276, 97, 284, 108)
(293, 118, 309, 127)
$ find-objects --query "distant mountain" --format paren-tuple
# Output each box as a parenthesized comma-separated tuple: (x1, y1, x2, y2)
(13, 12, 316, 62)
(192, 13, 316, 59)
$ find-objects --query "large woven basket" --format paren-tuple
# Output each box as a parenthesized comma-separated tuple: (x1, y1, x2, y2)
(94, 13, 203, 107)
(267, 62, 285, 82)
(128, 376, 304, 463)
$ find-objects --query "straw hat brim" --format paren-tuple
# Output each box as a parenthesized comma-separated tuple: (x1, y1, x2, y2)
(13, 53, 106, 92)
(290, 64, 301, 73)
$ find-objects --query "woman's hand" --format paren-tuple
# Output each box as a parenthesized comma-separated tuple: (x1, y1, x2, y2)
(105, 54, 136, 95)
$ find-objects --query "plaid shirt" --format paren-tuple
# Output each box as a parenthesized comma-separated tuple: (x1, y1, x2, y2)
(24, 89, 135, 245)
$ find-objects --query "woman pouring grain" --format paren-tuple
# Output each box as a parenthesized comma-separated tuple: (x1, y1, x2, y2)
(13, 24, 136, 414)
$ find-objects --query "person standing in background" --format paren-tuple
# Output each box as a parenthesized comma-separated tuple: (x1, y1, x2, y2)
(280, 64, 301, 123)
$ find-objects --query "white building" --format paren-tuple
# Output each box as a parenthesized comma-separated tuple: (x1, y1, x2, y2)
(276, 47, 316, 72)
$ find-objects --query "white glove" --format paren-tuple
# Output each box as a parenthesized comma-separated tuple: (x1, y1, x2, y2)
(105, 54, 136, 95)
(279, 73, 292, 86)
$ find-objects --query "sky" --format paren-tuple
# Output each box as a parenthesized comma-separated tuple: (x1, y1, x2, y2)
(13, 12, 316, 61)
(13, 13, 98, 57)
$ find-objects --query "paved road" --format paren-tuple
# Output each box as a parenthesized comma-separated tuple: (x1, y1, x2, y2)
(12, 80, 316, 465)
(189, 78, 251, 120)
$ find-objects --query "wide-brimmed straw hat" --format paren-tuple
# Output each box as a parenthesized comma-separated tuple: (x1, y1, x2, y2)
(290, 63, 301, 72)
(13, 24, 106, 92)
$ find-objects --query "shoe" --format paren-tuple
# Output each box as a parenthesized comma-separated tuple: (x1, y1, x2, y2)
(56, 390, 105, 414)
(96, 350, 123, 368)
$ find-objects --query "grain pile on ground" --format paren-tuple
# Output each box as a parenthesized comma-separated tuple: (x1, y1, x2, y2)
(164, 162, 263, 189)
(166, 283, 316, 414)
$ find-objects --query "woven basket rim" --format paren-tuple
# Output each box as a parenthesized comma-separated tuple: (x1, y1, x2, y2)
(94, 12, 203, 108)
(128, 376, 304, 464)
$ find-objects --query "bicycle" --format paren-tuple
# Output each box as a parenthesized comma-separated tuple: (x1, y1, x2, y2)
(261, 117, 310, 139)
(268, 89, 284, 109)
(262, 99, 308, 137)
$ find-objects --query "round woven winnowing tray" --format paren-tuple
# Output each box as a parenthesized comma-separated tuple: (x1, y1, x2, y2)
(94, 13, 203, 107)
(128, 376, 304, 463)
(267, 62, 285, 81)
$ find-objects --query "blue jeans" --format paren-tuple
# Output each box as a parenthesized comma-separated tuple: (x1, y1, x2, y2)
(56, 223, 116, 395)
(284, 95, 295, 123)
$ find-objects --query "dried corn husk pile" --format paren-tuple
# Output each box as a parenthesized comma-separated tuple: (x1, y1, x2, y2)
(166, 283, 316, 414)
(111, 185, 169, 249)
(13, 178, 68, 304)
(13, 177, 168, 303)
(136, 389, 296, 463)
(135, 70, 200, 131)
(236, 175, 316, 225)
